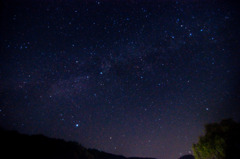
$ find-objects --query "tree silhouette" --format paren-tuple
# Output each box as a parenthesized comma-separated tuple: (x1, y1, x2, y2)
(193, 119, 240, 159)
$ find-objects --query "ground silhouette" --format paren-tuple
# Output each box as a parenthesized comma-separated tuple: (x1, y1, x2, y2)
(0, 128, 156, 159)
(178, 155, 195, 159)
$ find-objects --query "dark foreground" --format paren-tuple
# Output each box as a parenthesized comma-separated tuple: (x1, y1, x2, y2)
(0, 128, 156, 159)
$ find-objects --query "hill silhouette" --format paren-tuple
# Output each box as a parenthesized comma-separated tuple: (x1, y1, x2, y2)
(0, 128, 156, 159)
(178, 155, 195, 159)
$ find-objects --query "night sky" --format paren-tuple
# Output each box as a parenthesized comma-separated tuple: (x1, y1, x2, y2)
(1, 0, 240, 158)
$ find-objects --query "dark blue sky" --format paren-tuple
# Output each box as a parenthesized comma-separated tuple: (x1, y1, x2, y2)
(1, 0, 240, 158)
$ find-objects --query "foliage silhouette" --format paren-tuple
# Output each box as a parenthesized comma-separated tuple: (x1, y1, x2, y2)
(192, 119, 240, 159)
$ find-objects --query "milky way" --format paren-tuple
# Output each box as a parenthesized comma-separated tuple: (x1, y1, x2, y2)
(1, 0, 240, 158)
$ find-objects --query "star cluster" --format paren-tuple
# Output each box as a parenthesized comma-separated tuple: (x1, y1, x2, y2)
(0, 0, 240, 159)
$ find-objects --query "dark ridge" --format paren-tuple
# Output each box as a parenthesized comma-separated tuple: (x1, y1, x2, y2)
(178, 155, 195, 159)
(88, 149, 126, 159)
(129, 157, 156, 159)
(0, 128, 156, 159)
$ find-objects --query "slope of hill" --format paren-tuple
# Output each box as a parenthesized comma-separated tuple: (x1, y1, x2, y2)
(0, 128, 155, 159)
(178, 155, 195, 159)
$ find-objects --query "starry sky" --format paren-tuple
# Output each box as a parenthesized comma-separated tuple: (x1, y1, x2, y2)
(1, 0, 240, 158)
